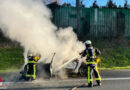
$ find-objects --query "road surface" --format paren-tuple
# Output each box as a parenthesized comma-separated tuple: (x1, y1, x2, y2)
(1, 70, 130, 90)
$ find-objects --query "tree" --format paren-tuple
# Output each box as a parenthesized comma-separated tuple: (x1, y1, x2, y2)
(91, 0, 99, 8)
(113, 3, 117, 8)
(62, 3, 71, 6)
(80, 0, 85, 7)
(107, 0, 117, 8)
(118, 5, 122, 9)
(124, 0, 128, 9)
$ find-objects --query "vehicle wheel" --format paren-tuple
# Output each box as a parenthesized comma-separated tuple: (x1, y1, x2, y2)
(79, 66, 88, 77)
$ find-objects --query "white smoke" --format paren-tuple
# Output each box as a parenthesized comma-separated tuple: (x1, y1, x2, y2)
(0, 0, 85, 71)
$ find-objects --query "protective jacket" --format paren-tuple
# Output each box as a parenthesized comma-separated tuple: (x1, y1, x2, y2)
(25, 56, 38, 80)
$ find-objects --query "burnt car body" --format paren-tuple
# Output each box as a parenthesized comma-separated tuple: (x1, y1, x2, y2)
(64, 60, 88, 77)
(19, 59, 88, 81)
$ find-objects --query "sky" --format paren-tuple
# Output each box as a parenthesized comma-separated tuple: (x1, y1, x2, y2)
(61, 0, 130, 7)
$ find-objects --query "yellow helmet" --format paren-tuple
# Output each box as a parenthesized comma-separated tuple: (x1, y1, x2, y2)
(33, 56, 40, 62)
(27, 50, 41, 62)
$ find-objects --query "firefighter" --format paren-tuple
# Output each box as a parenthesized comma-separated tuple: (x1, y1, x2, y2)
(25, 53, 40, 81)
(81, 40, 101, 87)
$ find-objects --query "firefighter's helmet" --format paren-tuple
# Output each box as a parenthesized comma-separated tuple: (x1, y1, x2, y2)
(27, 52, 41, 62)
(33, 56, 40, 62)
(28, 54, 33, 60)
(85, 40, 92, 45)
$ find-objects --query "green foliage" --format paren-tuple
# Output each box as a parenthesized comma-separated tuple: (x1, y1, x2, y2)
(93, 40, 130, 68)
(0, 46, 24, 70)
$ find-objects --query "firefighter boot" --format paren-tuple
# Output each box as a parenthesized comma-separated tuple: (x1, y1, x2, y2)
(97, 80, 102, 86)
(88, 82, 93, 87)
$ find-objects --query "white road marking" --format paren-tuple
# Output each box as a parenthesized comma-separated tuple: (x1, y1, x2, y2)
(103, 78, 130, 81)
(3, 77, 130, 84)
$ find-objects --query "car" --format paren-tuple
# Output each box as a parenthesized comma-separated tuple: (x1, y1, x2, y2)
(64, 59, 88, 77)
(19, 59, 88, 81)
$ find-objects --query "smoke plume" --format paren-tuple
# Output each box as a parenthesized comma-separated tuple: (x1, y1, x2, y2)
(0, 0, 85, 72)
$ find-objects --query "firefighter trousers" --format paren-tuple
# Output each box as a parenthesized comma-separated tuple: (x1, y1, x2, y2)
(25, 63, 37, 80)
(87, 64, 101, 85)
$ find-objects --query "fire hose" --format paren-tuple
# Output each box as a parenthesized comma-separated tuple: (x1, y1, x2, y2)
(56, 56, 81, 72)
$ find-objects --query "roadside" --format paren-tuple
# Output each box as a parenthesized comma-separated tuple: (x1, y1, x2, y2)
(0, 39, 130, 72)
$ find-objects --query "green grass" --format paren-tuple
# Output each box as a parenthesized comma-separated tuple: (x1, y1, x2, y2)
(0, 69, 20, 73)
(93, 39, 130, 68)
(101, 46, 130, 68)
(0, 39, 130, 72)
(0, 46, 24, 70)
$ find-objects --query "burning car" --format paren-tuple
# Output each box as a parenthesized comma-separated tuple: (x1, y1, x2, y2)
(19, 58, 88, 81)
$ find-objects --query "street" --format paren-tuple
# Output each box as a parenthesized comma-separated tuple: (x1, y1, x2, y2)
(1, 70, 130, 90)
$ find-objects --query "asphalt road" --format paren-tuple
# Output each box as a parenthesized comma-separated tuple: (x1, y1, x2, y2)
(1, 70, 130, 90)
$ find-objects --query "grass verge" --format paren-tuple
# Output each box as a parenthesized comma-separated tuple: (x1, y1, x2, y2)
(93, 38, 130, 69)
(0, 45, 24, 71)
(0, 38, 130, 72)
